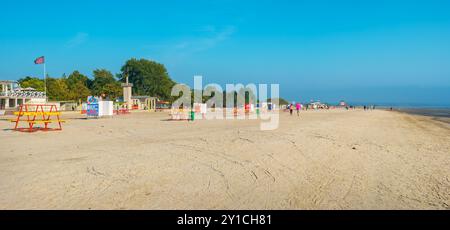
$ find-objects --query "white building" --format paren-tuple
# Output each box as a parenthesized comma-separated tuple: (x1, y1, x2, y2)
(0, 80, 46, 111)
(131, 96, 157, 111)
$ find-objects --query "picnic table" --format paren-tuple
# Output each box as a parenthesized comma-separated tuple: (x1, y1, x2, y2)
(10, 104, 65, 132)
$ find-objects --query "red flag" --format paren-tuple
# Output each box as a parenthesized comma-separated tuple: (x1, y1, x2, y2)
(34, 56, 45, 64)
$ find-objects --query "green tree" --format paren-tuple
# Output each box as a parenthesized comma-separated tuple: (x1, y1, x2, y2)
(66, 71, 91, 102)
(92, 69, 122, 100)
(120, 58, 176, 100)
(18, 77, 45, 91)
(46, 77, 70, 101)
(268, 98, 289, 105)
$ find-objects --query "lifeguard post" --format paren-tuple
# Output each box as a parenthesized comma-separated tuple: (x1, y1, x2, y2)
(121, 74, 133, 109)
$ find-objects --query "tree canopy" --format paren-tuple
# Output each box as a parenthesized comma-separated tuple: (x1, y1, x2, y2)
(268, 98, 289, 105)
(66, 71, 91, 102)
(17, 59, 178, 103)
(46, 77, 70, 101)
(17, 60, 288, 106)
(92, 69, 122, 100)
(120, 58, 176, 100)
(18, 77, 45, 91)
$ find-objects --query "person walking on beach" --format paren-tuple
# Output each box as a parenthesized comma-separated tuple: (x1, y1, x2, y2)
(289, 104, 293, 116)
(296, 103, 301, 116)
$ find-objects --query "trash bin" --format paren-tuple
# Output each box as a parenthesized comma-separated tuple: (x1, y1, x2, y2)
(190, 111, 195, 121)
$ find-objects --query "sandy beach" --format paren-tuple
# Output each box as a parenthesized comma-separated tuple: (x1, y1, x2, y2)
(0, 109, 449, 210)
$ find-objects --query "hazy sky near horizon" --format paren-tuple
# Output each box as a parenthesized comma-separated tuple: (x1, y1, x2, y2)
(1, 0, 450, 105)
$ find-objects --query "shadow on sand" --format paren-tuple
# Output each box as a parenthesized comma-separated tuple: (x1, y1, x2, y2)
(160, 119, 191, 122)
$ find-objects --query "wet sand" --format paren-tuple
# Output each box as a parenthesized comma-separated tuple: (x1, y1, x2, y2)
(397, 108, 450, 124)
(0, 109, 449, 210)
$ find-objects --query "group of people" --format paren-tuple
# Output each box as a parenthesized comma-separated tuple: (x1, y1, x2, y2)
(287, 103, 377, 115)
(288, 103, 302, 116)
(363, 105, 376, 111)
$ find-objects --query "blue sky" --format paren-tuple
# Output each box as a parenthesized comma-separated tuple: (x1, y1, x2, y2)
(1, 0, 450, 105)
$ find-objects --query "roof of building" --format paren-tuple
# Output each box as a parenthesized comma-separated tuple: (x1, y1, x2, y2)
(0, 80, 17, 84)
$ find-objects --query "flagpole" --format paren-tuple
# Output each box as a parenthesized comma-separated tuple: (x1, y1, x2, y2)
(44, 62, 47, 103)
